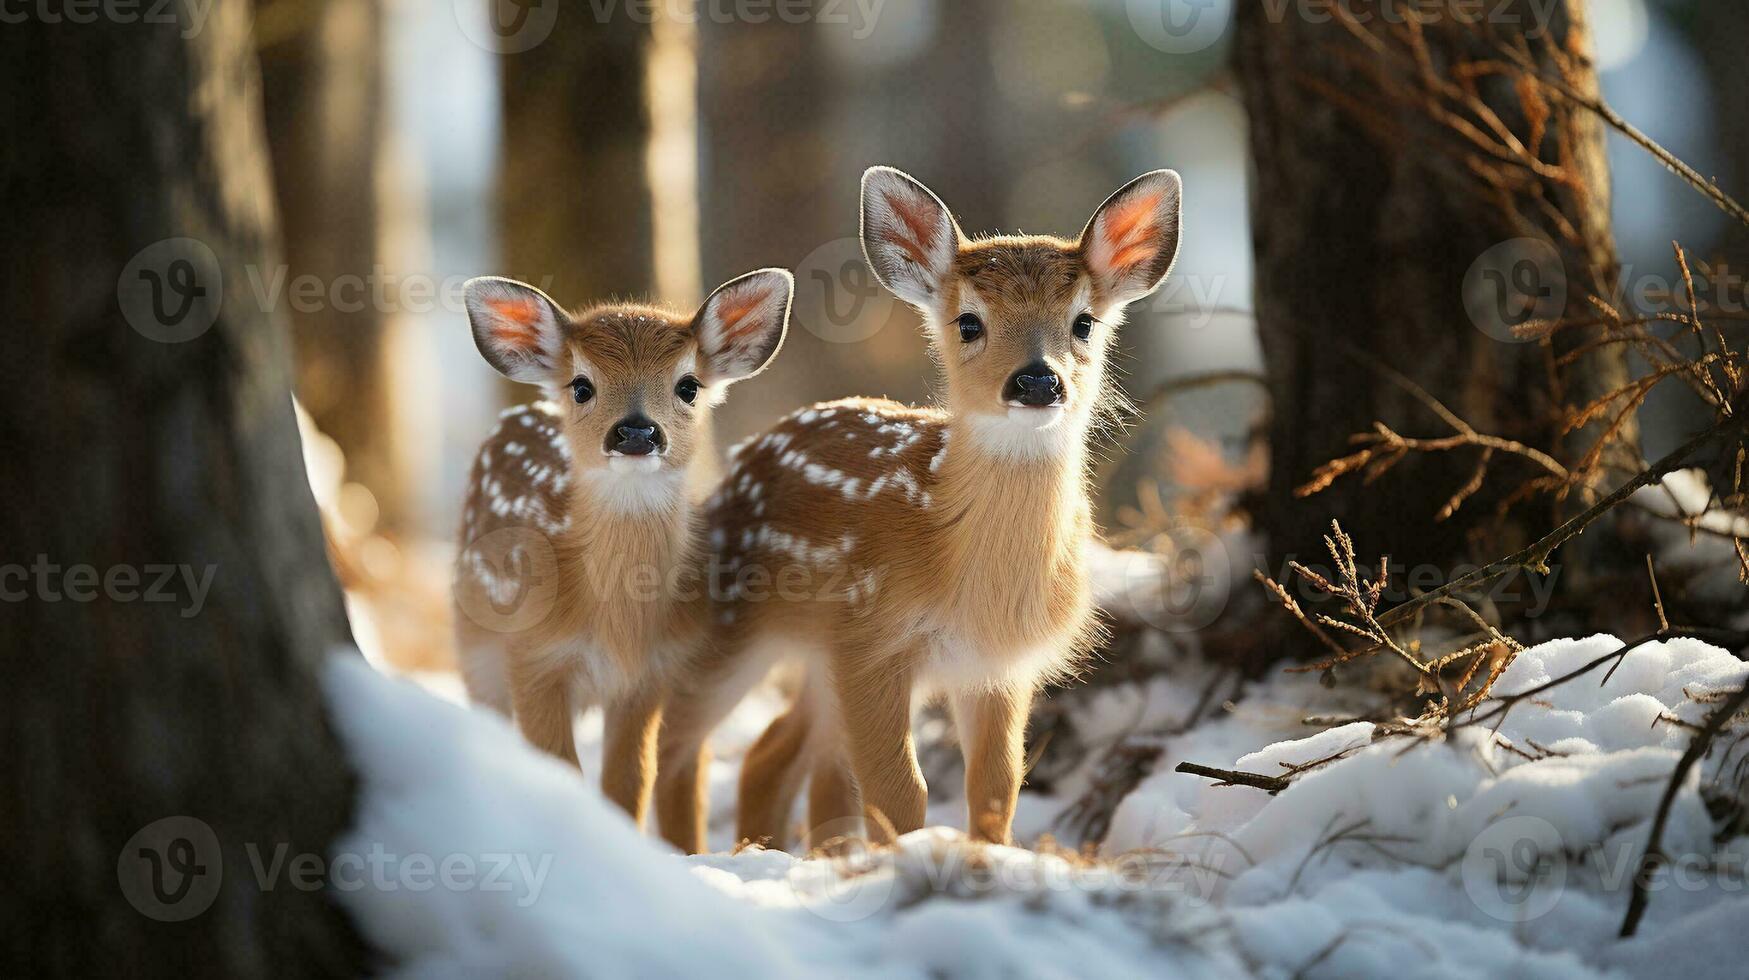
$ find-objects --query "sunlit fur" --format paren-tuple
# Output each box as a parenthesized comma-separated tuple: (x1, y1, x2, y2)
(655, 169, 1181, 853)
(455, 272, 791, 829)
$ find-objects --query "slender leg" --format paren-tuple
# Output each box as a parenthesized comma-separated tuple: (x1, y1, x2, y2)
(951, 682, 1034, 845)
(803, 750, 859, 853)
(654, 698, 713, 854)
(836, 656, 925, 844)
(509, 664, 578, 767)
(601, 684, 664, 828)
(736, 702, 811, 850)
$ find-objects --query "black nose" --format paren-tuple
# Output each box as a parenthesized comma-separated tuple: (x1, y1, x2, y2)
(608, 415, 664, 456)
(1003, 364, 1064, 407)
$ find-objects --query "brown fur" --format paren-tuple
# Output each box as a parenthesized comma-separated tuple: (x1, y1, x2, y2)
(656, 168, 1181, 853)
(455, 272, 792, 830)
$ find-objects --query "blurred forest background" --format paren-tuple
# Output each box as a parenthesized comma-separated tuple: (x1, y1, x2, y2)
(258, 0, 1741, 673)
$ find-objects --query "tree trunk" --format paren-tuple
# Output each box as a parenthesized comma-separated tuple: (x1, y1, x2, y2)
(0, 7, 367, 975)
(1235, 0, 1632, 621)
(258, 0, 400, 529)
(498, 8, 654, 305)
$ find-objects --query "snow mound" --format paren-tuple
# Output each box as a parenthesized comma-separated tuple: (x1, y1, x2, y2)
(323, 657, 1242, 978)
(321, 632, 1746, 977)
(1107, 633, 1749, 977)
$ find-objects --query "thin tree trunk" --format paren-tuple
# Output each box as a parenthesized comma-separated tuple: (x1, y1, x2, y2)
(1235, 0, 1632, 618)
(0, 7, 366, 975)
(259, 0, 399, 529)
(498, 9, 654, 304)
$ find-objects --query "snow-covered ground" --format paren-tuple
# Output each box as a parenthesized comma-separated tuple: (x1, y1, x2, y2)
(327, 631, 1749, 978)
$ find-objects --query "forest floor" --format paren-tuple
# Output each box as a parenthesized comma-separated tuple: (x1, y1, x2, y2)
(327, 622, 1749, 979)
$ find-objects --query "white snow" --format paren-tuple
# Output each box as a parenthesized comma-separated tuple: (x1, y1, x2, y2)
(323, 657, 1243, 977)
(1105, 633, 1749, 978)
(323, 630, 1749, 978)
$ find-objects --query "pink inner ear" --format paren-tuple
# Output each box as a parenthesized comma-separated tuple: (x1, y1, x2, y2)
(712, 287, 771, 350)
(1100, 191, 1164, 278)
(486, 296, 543, 349)
(881, 189, 940, 268)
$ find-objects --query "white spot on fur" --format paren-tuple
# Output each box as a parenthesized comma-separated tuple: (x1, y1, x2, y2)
(930, 431, 951, 472)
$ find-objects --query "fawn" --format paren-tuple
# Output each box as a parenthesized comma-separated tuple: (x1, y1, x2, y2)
(453, 268, 792, 827)
(655, 167, 1183, 852)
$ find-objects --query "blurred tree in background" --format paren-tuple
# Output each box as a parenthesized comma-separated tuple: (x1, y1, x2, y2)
(258, 0, 400, 529)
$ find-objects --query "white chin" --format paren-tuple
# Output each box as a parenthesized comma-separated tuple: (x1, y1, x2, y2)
(607, 454, 663, 474)
(1005, 405, 1065, 430)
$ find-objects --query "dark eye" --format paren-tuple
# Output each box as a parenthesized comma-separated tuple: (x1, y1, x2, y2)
(675, 375, 700, 405)
(957, 313, 984, 343)
(570, 376, 594, 404)
(1072, 312, 1095, 340)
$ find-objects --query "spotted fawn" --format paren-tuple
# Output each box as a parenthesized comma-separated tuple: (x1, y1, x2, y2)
(655, 167, 1183, 852)
(453, 269, 792, 827)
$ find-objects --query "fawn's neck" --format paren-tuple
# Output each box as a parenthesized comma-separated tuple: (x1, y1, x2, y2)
(923, 411, 1093, 649)
(549, 456, 698, 645)
(940, 409, 1091, 518)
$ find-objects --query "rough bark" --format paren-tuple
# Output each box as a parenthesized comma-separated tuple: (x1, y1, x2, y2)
(0, 7, 367, 975)
(1235, 0, 1632, 616)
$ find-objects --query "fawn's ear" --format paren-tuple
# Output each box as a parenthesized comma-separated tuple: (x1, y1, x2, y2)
(464, 277, 568, 384)
(1079, 170, 1183, 307)
(694, 268, 793, 383)
(860, 166, 962, 308)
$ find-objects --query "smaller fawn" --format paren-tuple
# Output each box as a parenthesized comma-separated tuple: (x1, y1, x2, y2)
(453, 269, 792, 827)
(656, 167, 1182, 852)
